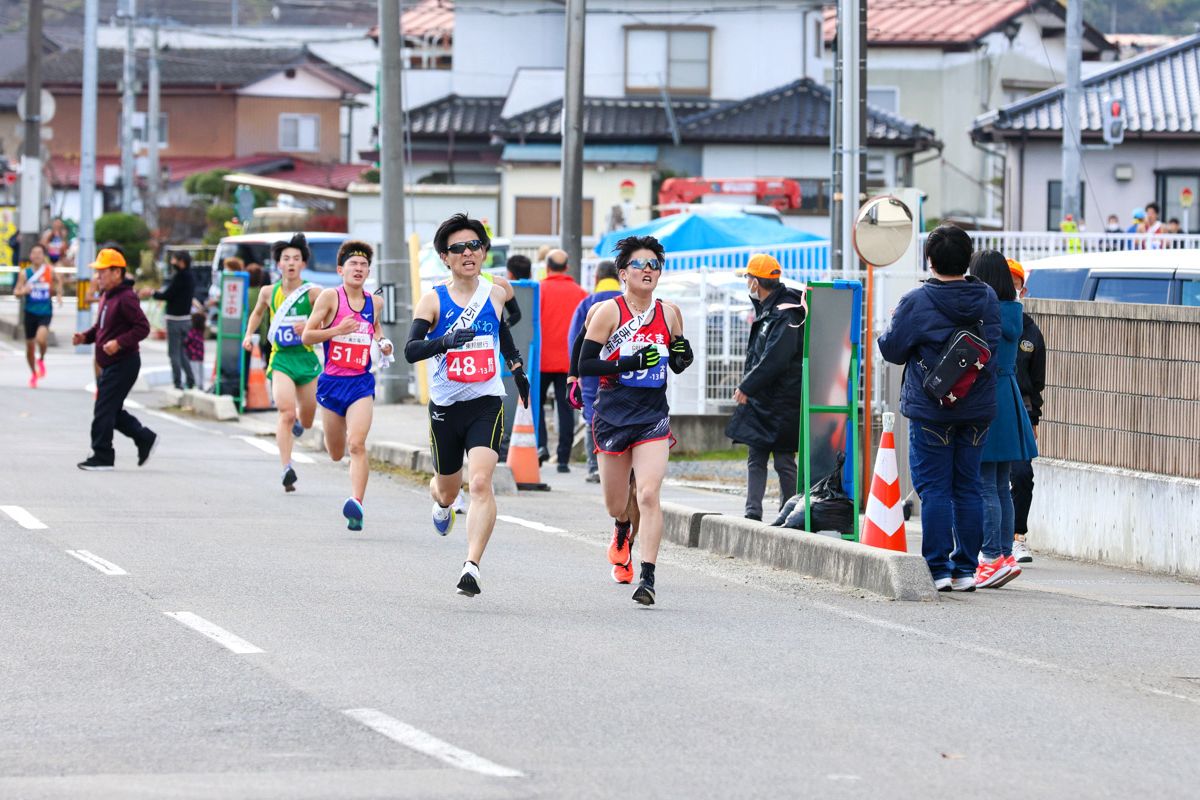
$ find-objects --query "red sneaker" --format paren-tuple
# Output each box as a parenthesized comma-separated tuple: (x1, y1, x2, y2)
(608, 524, 631, 566)
(37, 359, 46, 378)
(975, 555, 1012, 589)
(28, 373, 37, 389)
(991, 555, 1022, 588)
(611, 559, 634, 584)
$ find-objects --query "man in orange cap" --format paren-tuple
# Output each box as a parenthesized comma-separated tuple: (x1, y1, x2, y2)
(726, 254, 806, 521)
(72, 247, 158, 470)
(1007, 258, 1045, 564)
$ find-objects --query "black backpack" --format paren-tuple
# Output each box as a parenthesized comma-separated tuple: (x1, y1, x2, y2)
(919, 324, 991, 408)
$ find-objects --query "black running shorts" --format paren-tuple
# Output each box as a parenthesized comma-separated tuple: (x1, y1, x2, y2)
(592, 416, 673, 456)
(23, 312, 52, 340)
(428, 395, 504, 476)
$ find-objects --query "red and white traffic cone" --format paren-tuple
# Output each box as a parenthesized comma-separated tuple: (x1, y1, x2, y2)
(862, 412, 907, 553)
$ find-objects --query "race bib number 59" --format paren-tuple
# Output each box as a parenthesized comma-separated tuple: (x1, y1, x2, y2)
(446, 335, 496, 383)
(329, 331, 371, 370)
(618, 342, 667, 388)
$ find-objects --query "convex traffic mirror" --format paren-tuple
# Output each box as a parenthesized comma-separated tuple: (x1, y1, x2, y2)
(852, 196, 914, 268)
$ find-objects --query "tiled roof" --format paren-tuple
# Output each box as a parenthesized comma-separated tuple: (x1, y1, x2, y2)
(972, 34, 1200, 140)
(679, 78, 939, 146)
(496, 96, 723, 141)
(259, 160, 368, 191)
(42, 154, 365, 189)
(3, 48, 370, 94)
(823, 0, 1113, 52)
(369, 0, 454, 41)
(405, 94, 506, 138)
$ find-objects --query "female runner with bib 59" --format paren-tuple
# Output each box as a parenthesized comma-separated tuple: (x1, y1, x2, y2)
(578, 236, 694, 605)
(302, 240, 394, 531)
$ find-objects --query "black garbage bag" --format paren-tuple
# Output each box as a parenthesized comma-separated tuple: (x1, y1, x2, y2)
(771, 452, 854, 535)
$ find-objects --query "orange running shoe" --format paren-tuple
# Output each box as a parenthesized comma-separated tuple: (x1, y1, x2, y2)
(611, 559, 634, 584)
(991, 555, 1022, 588)
(607, 522, 631, 566)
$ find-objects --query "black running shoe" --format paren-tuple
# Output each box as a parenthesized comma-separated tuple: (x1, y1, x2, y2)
(632, 580, 656, 605)
(282, 466, 298, 493)
(456, 561, 481, 597)
(136, 431, 158, 467)
(77, 456, 114, 471)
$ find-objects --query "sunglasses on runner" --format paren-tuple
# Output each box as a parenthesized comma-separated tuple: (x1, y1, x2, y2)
(625, 258, 664, 272)
(446, 239, 486, 255)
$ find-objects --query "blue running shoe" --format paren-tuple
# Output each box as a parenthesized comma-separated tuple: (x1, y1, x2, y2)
(292, 419, 305, 438)
(432, 502, 454, 536)
(343, 497, 364, 531)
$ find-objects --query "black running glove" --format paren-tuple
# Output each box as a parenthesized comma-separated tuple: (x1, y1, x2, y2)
(443, 327, 476, 350)
(668, 335, 693, 374)
(405, 319, 477, 363)
(511, 365, 530, 408)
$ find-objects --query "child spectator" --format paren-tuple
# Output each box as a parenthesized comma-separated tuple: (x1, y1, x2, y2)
(186, 311, 207, 391)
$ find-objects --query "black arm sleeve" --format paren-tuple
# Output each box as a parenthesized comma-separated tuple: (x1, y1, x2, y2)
(569, 330, 585, 379)
(504, 296, 522, 328)
(499, 319, 523, 366)
(579, 338, 627, 377)
(404, 318, 444, 363)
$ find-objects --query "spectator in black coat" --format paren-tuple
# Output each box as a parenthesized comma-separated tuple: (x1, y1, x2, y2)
(726, 254, 806, 521)
(1007, 260, 1046, 563)
(141, 250, 196, 389)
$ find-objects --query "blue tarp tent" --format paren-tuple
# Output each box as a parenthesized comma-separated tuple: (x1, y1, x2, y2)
(594, 211, 826, 257)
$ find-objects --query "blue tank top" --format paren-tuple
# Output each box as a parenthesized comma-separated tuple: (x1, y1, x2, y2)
(428, 283, 505, 406)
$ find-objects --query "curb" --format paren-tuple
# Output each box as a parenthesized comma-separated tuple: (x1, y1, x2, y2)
(180, 389, 238, 421)
(367, 440, 518, 496)
(0, 317, 60, 346)
(660, 505, 936, 601)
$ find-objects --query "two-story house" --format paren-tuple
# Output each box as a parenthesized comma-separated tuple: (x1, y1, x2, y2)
(381, 0, 938, 244)
(824, 0, 1117, 226)
(2, 46, 371, 219)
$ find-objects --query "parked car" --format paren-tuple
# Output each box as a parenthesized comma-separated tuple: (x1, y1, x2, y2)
(213, 232, 350, 289)
(1024, 250, 1200, 306)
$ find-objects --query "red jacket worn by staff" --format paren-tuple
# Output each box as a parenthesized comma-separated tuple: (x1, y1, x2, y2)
(84, 278, 151, 368)
(538, 271, 588, 373)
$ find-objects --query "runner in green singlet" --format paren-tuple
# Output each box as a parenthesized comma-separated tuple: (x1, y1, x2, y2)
(243, 233, 323, 492)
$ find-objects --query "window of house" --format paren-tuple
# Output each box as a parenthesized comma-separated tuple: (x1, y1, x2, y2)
(867, 87, 899, 114)
(1046, 180, 1086, 230)
(119, 111, 168, 148)
(514, 196, 594, 237)
(867, 155, 888, 189)
(625, 27, 712, 95)
(1156, 172, 1200, 234)
(794, 178, 831, 216)
(279, 113, 320, 152)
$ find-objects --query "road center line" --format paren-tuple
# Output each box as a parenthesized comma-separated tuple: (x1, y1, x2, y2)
(0, 506, 48, 530)
(343, 708, 524, 778)
(234, 435, 315, 464)
(163, 612, 265, 654)
(66, 550, 128, 576)
(496, 514, 565, 533)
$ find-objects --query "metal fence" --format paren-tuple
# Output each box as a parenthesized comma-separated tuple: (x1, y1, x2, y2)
(1026, 298, 1200, 479)
(927, 231, 1200, 262)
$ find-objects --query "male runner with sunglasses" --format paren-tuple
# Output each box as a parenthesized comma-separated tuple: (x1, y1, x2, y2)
(578, 236, 693, 604)
(406, 213, 531, 597)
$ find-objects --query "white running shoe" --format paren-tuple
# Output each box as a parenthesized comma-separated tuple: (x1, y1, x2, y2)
(950, 576, 976, 592)
(432, 502, 454, 536)
(452, 493, 466, 515)
(1012, 538, 1033, 563)
(934, 577, 953, 592)
(456, 561, 481, 596)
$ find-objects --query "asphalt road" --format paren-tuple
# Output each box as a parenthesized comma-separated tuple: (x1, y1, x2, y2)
(2, 338, 1200, 799)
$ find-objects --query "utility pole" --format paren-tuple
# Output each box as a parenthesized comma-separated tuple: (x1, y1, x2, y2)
(377, 0, 410, 402)
(1061, 0, 1083, 225)
(830, 11, 842, 273)
(560, 0, 585, 282)
(146, 22, 160, 234)
(120, 0, 137, 214)
(19, 0, 44, 258)
(77, 0, 99, 345)
(838, 0, 861, 275)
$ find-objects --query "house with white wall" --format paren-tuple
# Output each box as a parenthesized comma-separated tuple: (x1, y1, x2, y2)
(824, 0, 1117, 227)
(389, 0, 937, 245)
(972, 34, 1200, 234)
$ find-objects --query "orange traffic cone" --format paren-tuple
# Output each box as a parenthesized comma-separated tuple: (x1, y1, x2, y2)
(506, 402, 549, 491)
(862, 412, 907, 552)
(244, 344, 272, 410)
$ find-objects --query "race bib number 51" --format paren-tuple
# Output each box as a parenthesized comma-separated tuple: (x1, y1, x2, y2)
(446, 335, 496, 383)
(329, 331, 371, 370)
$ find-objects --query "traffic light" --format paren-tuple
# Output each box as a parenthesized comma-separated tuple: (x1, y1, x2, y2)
(1103, 97, 1125, 146)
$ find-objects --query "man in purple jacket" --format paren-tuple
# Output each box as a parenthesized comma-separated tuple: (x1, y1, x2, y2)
(73, 248, 158, 471)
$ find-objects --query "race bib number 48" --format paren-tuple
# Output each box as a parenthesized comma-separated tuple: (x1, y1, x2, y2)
(618, 341, 667, 388)
(329, 331, 371, 371)
(446, 335, 496, 383)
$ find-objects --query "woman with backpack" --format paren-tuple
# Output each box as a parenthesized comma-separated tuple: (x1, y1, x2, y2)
(968, 250, 1038, 588)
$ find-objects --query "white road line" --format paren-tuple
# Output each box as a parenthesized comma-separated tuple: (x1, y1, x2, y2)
(496, 514, 565, 533)
(163, 612, 265, 654)
(343, 708, 524, 778)
(234, 435, 315, 464)
(0, 506, 48, 530)
(125, 398, 143, 409)
(143, 409, 206, 431)
(65, 550, 128, 576)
